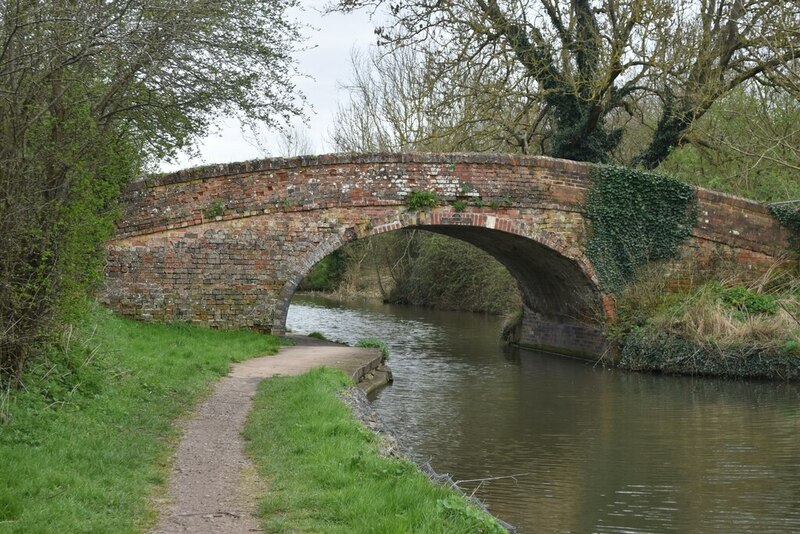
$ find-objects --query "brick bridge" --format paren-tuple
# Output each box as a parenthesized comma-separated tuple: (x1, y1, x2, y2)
(103, 153, 790, 359)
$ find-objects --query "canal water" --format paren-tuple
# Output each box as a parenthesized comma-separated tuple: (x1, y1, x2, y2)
(287, 294, 800, 533)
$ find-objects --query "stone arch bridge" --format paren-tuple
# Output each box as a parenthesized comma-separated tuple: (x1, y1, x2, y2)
(104, 153, 790, 359)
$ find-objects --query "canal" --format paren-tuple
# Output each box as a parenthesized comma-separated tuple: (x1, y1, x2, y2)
(287, 294, 800, 533)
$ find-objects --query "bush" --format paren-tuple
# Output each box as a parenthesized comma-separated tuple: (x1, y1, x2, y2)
(299, 250, 347, 292)
(388, 233, 521, 315)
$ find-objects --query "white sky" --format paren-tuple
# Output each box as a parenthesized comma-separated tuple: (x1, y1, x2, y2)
(159, 2, 380, 173)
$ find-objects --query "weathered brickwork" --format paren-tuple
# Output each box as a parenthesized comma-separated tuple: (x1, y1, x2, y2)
(103, 153, 792, 360)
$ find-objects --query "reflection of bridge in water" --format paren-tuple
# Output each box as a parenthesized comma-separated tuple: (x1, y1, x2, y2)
(103, 153, 789, 360)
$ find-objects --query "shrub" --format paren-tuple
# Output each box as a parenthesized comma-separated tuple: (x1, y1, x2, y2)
(388, 233, 521, 315)
(299, 250, 347, 292)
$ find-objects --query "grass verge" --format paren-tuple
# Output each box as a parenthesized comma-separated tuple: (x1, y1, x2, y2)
(243, 367, 505, 533)
(0, 307, 283, 533)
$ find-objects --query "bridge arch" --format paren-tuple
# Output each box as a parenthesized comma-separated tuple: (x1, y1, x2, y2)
(274, 209, 609, 358)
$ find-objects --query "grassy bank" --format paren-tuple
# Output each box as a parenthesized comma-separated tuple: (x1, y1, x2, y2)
(0, 307, 283, 533)
(243, 367, 505, 533)
(613, 269, 800, 380)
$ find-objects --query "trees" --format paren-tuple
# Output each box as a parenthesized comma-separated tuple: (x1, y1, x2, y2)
(333, 0, 800, 167)
(660, 84, 800, 201)
(388, 233, 522, 314)
(332, 47, 535, 152)
(0, 1, 302, 380)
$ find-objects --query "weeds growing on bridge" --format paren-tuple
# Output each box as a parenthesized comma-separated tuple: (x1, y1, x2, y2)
(205, 200, 225, 219)
(405, 189, 438, 210)
(452, 199, 468, 212)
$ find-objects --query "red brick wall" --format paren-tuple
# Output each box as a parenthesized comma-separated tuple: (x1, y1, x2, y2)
(103, 153, 791, 360)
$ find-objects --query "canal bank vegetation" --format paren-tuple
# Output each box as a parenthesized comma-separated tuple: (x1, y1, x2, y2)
(612, 266, 800, 380)
(0, 307, 283, 532)
(585, 165, 800, 380)
(356, 338, 391, 359)
(243, 367, 506, 533)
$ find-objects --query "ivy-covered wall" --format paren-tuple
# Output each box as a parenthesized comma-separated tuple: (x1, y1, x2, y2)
(584, 165, 698, 293)
(769, 202, 800, 250)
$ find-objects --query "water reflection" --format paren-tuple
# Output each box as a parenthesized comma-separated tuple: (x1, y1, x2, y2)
(287, 294, 800, 533)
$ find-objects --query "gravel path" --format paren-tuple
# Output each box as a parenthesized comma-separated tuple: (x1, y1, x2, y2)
(150, 342, 382, 534)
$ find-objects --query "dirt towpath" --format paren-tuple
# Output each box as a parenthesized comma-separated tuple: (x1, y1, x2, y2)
(150, 340, 382, 533)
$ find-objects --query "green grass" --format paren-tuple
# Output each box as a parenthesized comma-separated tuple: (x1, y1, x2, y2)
(0, 307, 283, 533)
(355, 337, 390, 360)
(243, 367, 505, 533)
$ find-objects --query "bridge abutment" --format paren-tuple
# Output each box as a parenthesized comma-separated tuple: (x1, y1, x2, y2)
(517, 308, 611, 360)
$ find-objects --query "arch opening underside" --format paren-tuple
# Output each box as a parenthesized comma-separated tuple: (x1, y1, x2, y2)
(280, 223, 609, 359)
(415, 225, 608, 358)
(420, 225, 598, 323)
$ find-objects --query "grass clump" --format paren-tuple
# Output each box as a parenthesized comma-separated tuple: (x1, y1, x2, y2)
(452, 199, 468, 212)
(355, 337, 390, 360)
(243, 367, 505, 533)
(307, 331, 328, 341)
(0, 307, 283, 532)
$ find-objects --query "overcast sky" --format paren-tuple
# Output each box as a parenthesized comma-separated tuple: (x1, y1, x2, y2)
(159, 2, 379, 173)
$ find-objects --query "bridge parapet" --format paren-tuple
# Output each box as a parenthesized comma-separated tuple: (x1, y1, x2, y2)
(116, 153, 592, 240)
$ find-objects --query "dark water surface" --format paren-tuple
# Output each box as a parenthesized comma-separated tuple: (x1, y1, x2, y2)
(287, 294, 800, 533)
